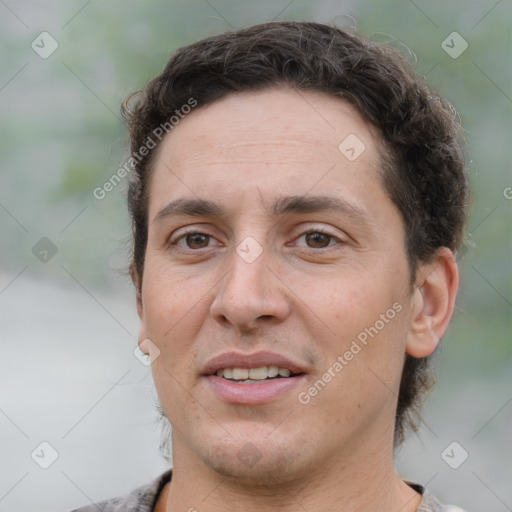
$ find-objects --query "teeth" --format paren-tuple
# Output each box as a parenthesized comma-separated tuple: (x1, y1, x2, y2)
(248, 367, 268, 380)
(232, 368, 249, 380)
(215, 366, 295, 380)
(267, 366, 279, 378)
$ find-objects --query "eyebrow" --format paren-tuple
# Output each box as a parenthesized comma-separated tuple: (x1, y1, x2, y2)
(153, 195, 371, 225)
(154, 198, 223, 222)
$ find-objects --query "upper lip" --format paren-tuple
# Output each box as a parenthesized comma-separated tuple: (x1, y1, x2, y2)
(202, 351, 308, 376)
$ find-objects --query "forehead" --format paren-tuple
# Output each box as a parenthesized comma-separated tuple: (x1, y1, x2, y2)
(148, 88, 388, 218)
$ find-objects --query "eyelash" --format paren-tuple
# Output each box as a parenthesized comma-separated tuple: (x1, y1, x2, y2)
(168, 228, 344, 253)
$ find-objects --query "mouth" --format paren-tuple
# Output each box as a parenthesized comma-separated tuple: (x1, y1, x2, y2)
(213, 366, 303, 384)
(202, 351, 307, 404)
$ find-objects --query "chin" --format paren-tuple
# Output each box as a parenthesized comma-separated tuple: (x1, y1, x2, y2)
(195, 426, 313, 487)
(203, 448, 303, 487)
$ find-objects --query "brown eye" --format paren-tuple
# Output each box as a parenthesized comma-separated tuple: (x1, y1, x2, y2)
(185, 233, 210, 249)
(304, 232, 333, 248)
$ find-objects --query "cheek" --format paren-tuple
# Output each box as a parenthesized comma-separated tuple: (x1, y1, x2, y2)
(289, 264, 400, 336)
(141, 260, 208, 375)
(142, 255, 203, 330)
(294, 265, 410, 386)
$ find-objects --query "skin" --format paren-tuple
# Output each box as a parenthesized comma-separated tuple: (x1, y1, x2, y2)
(135, 88, 459, 512)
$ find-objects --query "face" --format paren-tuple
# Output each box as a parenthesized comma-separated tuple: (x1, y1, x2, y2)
(138, 88, 418, 483)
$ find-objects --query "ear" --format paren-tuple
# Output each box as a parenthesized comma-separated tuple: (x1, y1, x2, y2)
(131, 264, 150, 355)
(406, 247, 459, 358)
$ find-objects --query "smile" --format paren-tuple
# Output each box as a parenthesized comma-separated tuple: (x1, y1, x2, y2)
(202, 351, 308, 404)
(215, 366, 300, 383)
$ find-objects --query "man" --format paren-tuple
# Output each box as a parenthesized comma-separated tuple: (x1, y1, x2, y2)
(73, 21, 469, 512)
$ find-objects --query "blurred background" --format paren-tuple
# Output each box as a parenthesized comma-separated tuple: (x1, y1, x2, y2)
(1, 1, 510, 510)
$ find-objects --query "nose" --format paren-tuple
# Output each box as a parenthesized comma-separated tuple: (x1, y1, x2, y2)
(210, 247, 291, 332)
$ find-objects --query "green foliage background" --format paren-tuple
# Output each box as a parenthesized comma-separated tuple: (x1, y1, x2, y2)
(2, 0, 509, 366)
(1, 1, 510, 508)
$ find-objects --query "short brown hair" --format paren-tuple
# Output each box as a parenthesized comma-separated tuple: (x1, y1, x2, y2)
(121, 21, 470, 445)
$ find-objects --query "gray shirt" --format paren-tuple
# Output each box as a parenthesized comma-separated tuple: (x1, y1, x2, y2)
(70, 470, 466, 512)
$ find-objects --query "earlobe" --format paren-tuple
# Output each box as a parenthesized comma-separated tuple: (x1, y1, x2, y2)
(405, 248, 459, 358)
(139, 336, 150, 355)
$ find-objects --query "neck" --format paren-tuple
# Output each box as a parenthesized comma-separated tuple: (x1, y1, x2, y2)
(159, 435, 421, 512)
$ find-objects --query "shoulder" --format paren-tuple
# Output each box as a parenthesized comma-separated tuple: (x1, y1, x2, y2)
(417, 486, 467, 512)
(69, 470, 172, 512)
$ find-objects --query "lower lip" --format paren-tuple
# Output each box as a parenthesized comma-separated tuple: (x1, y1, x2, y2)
(206, 375, 305, 404)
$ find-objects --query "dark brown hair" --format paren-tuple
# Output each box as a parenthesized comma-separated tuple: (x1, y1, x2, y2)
(122, 21, 470, 445)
